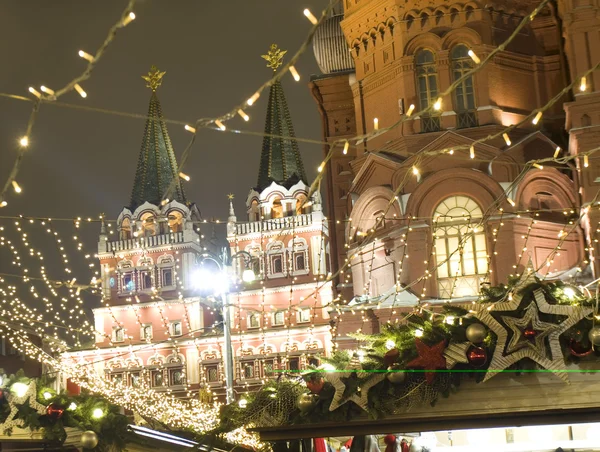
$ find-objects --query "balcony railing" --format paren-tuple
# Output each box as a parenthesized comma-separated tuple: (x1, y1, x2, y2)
(421, 115, 441, 133)
(107, 231, 184, 252)
(235, 213, 314, 235)
(456, 110, 478, 129)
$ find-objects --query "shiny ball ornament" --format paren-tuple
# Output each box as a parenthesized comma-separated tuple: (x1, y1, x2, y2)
(306, 378, 324, 394)
(386, 364, 406, 384)
(81, 431, 99, 449)
(383, 348, 400, 367)
(46, 403, 64, 420)
(569, 338, 593, 357)
(466, 323, 487, 344)
(588, 326, 600, 346)
(467, 346, 487, 368)
(297, 393, 317, 413)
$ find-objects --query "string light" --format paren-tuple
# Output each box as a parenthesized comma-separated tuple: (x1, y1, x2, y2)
(40, 86, 55, 95)
(470, 145, 475, 159)
(533, 163, 544, 170)
(19, 136, 29, 147)
(373, 118, 379, 130)
(318, 164, 323, 173)
(554, 146, 561, 158)
(289, 66, 300, 81)
(584, 155, 589, 168)
(28, 87, 41, 98)
(237, 109, 250, 121)
(184, 124, 196, 133)
(247, 92, 260, 106)
(11, 181, 22, 194)
(78, 50, 94, 62)
(580, 76, 587, 92)
(122, 11, 136, 26)
(406, 104, 415, 116)
(433, 98, 442, 110)
(467, 50, 481, 64)
(532, 111, 543, 125)
(343, 141, 349, 155)
(74, 84, 87, 98)
(179, 172, 191, 182)
(214, 120, 226, 131)
(412, 166, 419, 176)
(507, 197, 516, 207)
(502, 133, 511, 146)
(303, 8, 318, 25)
(0, 201, 7, 208)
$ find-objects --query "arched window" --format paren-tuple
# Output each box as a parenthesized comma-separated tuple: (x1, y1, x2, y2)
(452, 45, 477, 128)
(168, 211, 184, 233)
(415, 49, 440, 132)
(120, 218, 131, 240)
(250, 200, 259, 221)
(272, 198, 284, 219)
(140, 213, 156, 237)
(433, 195, 488, 298)
(296, 194, 308, 215)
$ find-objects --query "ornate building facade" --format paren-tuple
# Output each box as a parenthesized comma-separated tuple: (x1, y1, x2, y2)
(310, 0, 597, 321)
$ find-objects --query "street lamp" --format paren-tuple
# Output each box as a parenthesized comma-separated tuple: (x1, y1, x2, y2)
(193, 249, 256, 404)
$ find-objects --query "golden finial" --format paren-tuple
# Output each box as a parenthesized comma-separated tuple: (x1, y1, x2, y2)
(227, 193, 235, 200)
(261, 44, 287, 71)
(142, 65, 166, 91)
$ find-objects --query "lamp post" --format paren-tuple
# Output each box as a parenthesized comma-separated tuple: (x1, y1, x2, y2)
(193, 249, 255, 404)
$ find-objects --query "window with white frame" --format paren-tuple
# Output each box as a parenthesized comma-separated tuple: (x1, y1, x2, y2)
(140, 269, 153, 290)
(271, 254, 283, 274)
(273, 311, 285, 326)
(169, 368, 184, 386)
(243, 361, 255, 379)
(434, 195, 488, 298)
(205, 365, 219, 382)
(170, 321, 183, 337)
(267, 242, 286, 278)
(113, 327, 125, 343)
(161, 267, 173, 287)
(141, 324, 152, 340)
(248, 313, 260, 329)
(297, 309, 311, 323)
(294, 252, 306, 271)
(289, 238, 309, 275)
(121, 272, 134, 292)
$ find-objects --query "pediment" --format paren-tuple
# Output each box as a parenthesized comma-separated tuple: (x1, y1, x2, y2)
(416, 130, 499, 156)
(350, 152, 405, 194)
(504, 131, 560, 164)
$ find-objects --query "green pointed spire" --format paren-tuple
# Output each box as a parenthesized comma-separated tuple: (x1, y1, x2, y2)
(256, 45, 307, 191)
(129, 67, 186, 210)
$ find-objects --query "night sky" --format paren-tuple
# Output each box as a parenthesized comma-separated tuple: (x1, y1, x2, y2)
(0, 0, 327, 224)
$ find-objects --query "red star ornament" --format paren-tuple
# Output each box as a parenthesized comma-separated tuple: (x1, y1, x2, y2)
(407, 339, 447, 384)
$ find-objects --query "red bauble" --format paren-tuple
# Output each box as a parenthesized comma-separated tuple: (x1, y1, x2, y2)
(306, 378, 324, 394)
(467, 346, 487, 368)
(569, 338, 593, 357)
(383, 348, 400, 367)
(46, 404, 64, 420)
(383, 435, 396, 445)
(523, 328, 537, 339)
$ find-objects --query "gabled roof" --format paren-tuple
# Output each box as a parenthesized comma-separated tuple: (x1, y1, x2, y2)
(129, 75, 186, 211)
(256, 79, 307, 191)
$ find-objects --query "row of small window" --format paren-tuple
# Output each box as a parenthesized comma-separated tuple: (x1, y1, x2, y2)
(110, 367, 185, 388)
(265, 251, 307, 276)
(118, 267, 174, 293)
(247, 309, 312, 329)
(238, 356, 318, 379)
(112, 321, 182, 343)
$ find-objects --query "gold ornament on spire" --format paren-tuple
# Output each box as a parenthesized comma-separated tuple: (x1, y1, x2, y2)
(227, 193, 235, 200)
(142, 65, 166, 91)
(261, 44, 287, 71)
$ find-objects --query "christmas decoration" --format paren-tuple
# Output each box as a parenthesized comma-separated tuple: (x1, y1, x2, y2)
(386, 364, 406, 384)
(406, 339, 447, 384)
(475, 271, 591, 383)
(384, 348, 400, 366)
(443, 342, 470, 369)
(46, 403, 65, 420)
(2, 380, 46, 433)
(306, 377, 324, 394)
(467, 346, 487, 367)
(569, 338, 593, 357)
(324, 356, 385, 411)
(466, 323, 487, 343)
(589, 326, 600, 346)
(297, 393, 317, 413)
(81, 430, 99, 449)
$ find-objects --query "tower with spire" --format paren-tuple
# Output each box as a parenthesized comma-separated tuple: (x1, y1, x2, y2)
(66, 67, 223, 399)
(225, 45, 334, 394)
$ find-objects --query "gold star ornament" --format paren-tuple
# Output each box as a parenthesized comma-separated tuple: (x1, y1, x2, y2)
(142, 65, 166, 91)
(261, 44, 287, 71)
(227, 193, 235, 200)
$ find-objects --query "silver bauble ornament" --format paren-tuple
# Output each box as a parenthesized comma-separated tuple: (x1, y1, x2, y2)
(81, 430, 98, 449)
(466, 323, 487, 343)
(297, 393, 317, 413)
(588, 326, 600, 346)
(386, 364, 406, 384)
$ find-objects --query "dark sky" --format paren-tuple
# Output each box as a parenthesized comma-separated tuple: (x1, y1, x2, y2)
(0, 0, 327, 225)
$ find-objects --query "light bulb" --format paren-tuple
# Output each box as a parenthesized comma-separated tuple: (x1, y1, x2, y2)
(40, 85, 55, 95)
(19, 136, 29, 147)
(68, 402, 77, 410)
(406, 104, 415, 116)
(184, 124, 196, 133)
(412, 166, 419, 175)
(318, 164, 324, 173)
(467, 49, 481, 64)
(289, 66, 300, 81)
(445, 316, 455, 325)
(584, 154, 589, 168)
(215, 120, 226, 131)
(385, 339, 395, 350)
(373, 117, 379, 130)
(554, 146, 561, 159)
(11, 382, 29, 397)
(92, 408, 104, 419)
(74, 84, 87, 98)
(28, 87, 41, 98)
(237, 109, 249, 121)
(580, 76, 587, 92)
(532, 111, 542, 125)
(43, 391, 52, 400)
(303, 8, 318, 24)
(507, 197, 516, 207)
(433, 98, 442, 110)
(533, 163, 543, 170)
(247, 92, 260, 106)
(414, 329, 424, 337)
(78, 50, 94, 62)
(122, 11, 135, 26)
(470, 145, 475, 159)
(179, 172, 190, 181)
(502, 133, 511, 146)
(12, 181, 22, 193)
(238, 398, 248, 408)
(0, 201, 7, 208)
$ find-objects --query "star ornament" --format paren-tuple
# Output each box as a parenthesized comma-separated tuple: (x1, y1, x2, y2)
(475, 283, 591, 383)
(2, 381, 46, 433)
(324, 357, 385, 412)
(407, 339, 447, 384)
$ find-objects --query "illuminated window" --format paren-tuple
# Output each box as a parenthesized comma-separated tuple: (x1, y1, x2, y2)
(206, 365, 219, 382)
(141, 324, 152, 340)
(434, 196, 488, 298)
(170, 369, 184, 386)
(141, 213, 156, 236)
(296, 195, 308, 215)
(168, 211, 183, 233)
(272, 198, 284, 218)
(298, 309, 311, 323)
(113, 327, 124, 343)
(130, 372, 140, 387)
(152, 371, 163, 387)
(248, 313, 260, 329)
(170, 321, 182, 337)
(271, 254, 283, 274)
(121, 272, 134, 292)
(273, 311, 285, 326)
(294, 252, 306, 271)
(452, 45, 477, 128)
(415, 49, 440, 132)
(161, 268, 173, 287)
(262, 359, 275, 377)
(120, 218, 132, 239)
(140, 270, 153, 290)
(243, 362, 255, 378)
